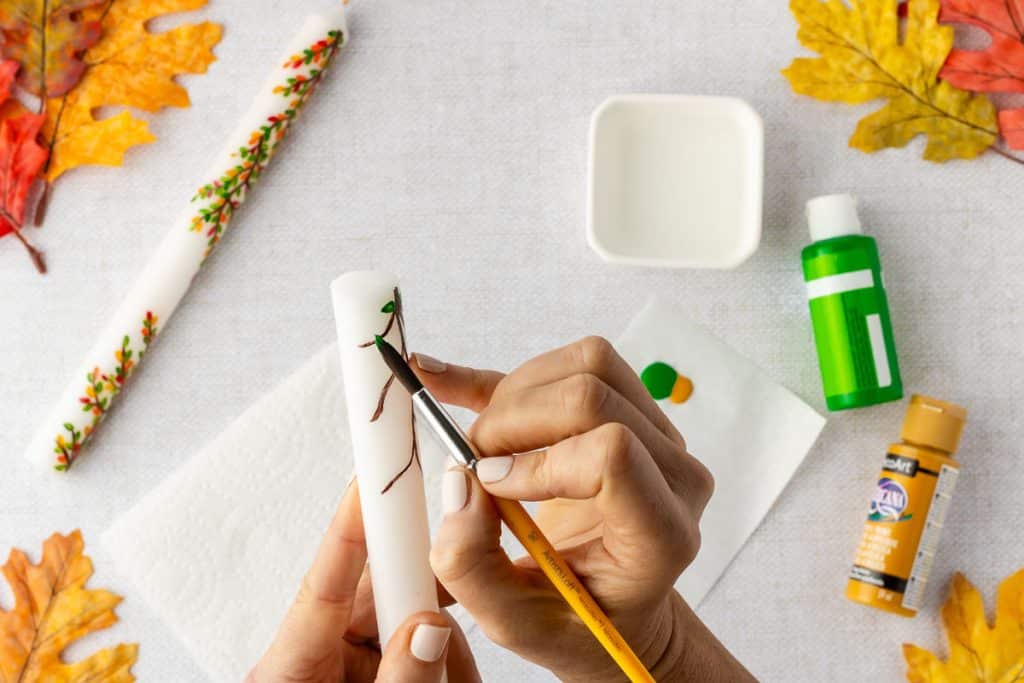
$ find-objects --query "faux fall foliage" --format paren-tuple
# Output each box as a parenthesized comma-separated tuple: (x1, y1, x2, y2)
(0, 530, 137, 682)
(0, 0, 221, 272)
(784, 0, 1024, 164)
(904, 569, 1024, 683)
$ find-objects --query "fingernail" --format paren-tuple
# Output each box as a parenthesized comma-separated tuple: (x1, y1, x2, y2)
(415, 353, 447, 374)
(442, 469, 468, 515)
(476, 455, 514, 483)
(410, 623, 451, 662)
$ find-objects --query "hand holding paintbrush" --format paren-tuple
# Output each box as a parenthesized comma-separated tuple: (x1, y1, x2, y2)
(378, 336, 757, 683)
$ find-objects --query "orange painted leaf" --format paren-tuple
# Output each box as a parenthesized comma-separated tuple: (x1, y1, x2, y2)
(940, 0, 1024, 148)
(0, 0, 105, 98)
(0, 530, 138, 682)
(43, 0, 222, 181)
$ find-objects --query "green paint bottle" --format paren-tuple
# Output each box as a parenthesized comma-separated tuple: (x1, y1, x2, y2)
(802, 194, 902, 411)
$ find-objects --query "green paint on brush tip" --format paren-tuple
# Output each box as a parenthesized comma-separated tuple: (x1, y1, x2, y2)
(374, 334, 385, 349)
(641, 362, 677, 400)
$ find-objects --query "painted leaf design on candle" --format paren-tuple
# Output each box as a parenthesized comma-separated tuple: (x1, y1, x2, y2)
(0, 530, 138, 681)
(359, 287, 421, 494)
(54, 310, 157, 471)
(190, 29, 344, 263)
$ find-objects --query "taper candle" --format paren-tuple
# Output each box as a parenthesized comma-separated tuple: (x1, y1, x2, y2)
(330, 271, 441, 648)
(25, 7, 347, 472)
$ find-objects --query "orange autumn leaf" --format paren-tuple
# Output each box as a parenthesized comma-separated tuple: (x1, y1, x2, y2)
(0, 530, 138, 682)
(0, 0, 105, 99)
(43, 0, 223, 181)
(939, 0, 1024, 149)
(903, 570, 1024, 682)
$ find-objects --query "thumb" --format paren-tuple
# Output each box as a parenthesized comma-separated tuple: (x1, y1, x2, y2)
(374, 611, 476, 682)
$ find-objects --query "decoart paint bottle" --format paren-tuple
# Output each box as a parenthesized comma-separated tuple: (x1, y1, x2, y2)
(802, 195, 902, 411)
(846, 395, 967, 617)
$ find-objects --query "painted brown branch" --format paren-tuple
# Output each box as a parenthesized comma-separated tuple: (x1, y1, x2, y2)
(371, 373, 395, 422)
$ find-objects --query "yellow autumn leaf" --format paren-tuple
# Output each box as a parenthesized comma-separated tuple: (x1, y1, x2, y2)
(903, 570, 1024, 682)
(43, 0, 223, 181)
(0, 530, 138, 682)
(782, 0, 999, 162)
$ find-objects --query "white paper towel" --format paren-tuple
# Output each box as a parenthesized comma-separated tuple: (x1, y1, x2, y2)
(102, 345, 551, 683)
(615, 298, 828, 605)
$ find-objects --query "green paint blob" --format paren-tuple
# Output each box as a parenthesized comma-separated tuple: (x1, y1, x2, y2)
(641, 362, 677, 400)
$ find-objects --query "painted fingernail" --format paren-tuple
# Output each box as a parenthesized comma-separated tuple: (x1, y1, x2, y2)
(476, 455, 514, 483)
(415, 353, 447, 374)
(442, 469, 468, 515)
(410, 623, 451, 662)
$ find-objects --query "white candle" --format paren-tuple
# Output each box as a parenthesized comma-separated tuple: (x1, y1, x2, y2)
(330, 271, 440, 649)
(25, 7, 347, 472)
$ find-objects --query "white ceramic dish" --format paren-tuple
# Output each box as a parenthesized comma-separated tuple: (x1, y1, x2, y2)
(587, 94, 763, 269)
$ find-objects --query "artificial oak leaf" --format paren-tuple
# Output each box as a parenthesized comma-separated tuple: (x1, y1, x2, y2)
(1000, 108, 1024, 147)
(939, 0, 1024, 149)
(0, 530, 138, 682)
(43, 0, 222, 181)
(0, 0, 105, 98)
(903, 570, 1024, 683)
(0, 57, 47, 271)
(783, 0, 999, 162)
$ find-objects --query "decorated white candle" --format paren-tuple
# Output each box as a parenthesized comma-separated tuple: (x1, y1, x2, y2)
(25, 7, 347, 472)
(330, 271, 441, 649)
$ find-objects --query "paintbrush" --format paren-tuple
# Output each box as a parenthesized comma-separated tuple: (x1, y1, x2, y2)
(374, 335, 655, 683)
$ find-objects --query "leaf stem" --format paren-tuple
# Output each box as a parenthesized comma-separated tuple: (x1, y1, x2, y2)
(0, 206, 46, 274)
(991, 144, 1024, 167)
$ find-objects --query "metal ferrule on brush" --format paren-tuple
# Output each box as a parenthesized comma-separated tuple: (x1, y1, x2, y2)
(412, 389, 480, 469)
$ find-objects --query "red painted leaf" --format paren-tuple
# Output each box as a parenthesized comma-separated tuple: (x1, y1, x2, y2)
(939, 0, 1024, 148)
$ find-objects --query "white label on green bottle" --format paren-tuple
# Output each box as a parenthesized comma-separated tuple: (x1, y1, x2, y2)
(866, 314, 892, 388)
(806, 268, 875, 300)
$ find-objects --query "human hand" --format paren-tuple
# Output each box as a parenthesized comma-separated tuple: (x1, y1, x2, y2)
(247, 482, 480, 683)
(413, 337, 755, 683)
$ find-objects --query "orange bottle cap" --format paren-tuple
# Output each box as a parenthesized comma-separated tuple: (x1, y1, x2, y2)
(901, 394, 967, 455)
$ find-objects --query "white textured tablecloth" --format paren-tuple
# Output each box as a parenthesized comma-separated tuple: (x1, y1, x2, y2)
(1, 0, 1021, 681)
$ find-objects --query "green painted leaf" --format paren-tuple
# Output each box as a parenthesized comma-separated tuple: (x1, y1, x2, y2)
(381, 301, 395, 313)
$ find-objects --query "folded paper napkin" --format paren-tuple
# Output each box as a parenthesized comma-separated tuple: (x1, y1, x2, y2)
(614, 298, 827, 604)
(104, 302, 824, 681)
(102, 345, 549, 683)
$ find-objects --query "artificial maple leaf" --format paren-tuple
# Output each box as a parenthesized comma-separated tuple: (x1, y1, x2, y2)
(938, 0, 1024, 149)
(42, 0, 222, 181)
(783, 0, 1000, 162)
(903, 570, 1024, 682)
(0, 0, 105, 98)
(0, 530, 138, 682)
(0, 57, 48, 272)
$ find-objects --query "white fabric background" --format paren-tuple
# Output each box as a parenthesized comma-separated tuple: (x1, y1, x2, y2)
(1, 0, 1021, 681)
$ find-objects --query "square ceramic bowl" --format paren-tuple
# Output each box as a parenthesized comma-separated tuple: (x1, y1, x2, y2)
(587, 94, 763, 269)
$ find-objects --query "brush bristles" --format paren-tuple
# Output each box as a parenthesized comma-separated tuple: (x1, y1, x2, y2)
(375, 337, 424, 395)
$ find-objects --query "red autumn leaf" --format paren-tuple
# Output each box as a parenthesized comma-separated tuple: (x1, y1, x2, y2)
(0, 0, 105, 99)
(939, 0, 1024, 148)
(0, 57, 49, 271)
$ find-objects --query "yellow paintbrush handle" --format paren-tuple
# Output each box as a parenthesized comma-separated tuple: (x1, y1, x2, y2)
(491, 496, 656, 683)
